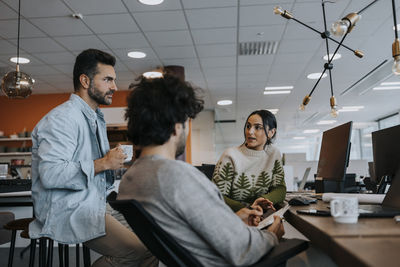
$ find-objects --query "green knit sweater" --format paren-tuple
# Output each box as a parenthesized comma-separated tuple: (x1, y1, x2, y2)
(212, 144, 286, 212)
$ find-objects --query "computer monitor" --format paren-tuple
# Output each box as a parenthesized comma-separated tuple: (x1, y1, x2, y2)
(372, 124, 400, 186)
(315, 121, 352, 193)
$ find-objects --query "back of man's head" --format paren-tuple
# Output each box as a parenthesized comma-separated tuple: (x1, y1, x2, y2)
(125, 75, 204, 146)
(73, 49, 116, 92)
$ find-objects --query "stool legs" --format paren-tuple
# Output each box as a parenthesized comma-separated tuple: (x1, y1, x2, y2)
(83, 244, 91, 267)
(47, 239, 54, 267)
(7, 230, 16, 267)
(29, 239, 36, 267)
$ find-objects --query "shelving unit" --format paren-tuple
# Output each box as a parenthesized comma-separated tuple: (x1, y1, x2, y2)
(0, 137, 32, 142)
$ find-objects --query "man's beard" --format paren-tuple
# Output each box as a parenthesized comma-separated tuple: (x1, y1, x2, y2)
(175, 130, 186, 157)
(88, 82, 113, 105)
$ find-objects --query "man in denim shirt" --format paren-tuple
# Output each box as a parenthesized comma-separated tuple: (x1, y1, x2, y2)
(29, 49, 156, 267)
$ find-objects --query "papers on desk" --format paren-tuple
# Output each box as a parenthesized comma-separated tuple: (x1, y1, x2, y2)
(322, 193, 385, 204)
(257, 204, 290, 230)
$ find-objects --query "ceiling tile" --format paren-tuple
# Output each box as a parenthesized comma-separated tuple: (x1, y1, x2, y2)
(84, 14, 139, 34)
(239, 25, 285, 42)
(197, 43, 236, 58)
(21, 64, 62, 76)
(0, 1, 17, 19)
(98, 32, 149, 49)
(112, 47, 158, 60)
(54, 35, 108, 51)
(186, 7, 237, 29)
(134, 10, 187, 31)
(182, 0, 236, 9)
(238, 55, 273, 66)
(3, 0, 71, 18)
(240, 5, 283, 26)
(146, 30, 192, 46)
(30, 17, 91, 36)
(200, 56, 236, 68)
(11, 37, 66, 53)
(33, 52, 75, 65)
(0, 40, 17, 55)
(52, 64, 74, 74)
(65, 0, 128, 15)
(122, 58, 163, 74)
(278, 38, 323, 53)
(162, 58, 200, 69)
(154, 46, 196, 59)
(192, 28, 236, 44)
(0, 19, 46, 39)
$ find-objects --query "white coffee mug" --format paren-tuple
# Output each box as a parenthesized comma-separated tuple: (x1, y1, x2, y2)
(120, 145, 133, 163)
(330, 197, 359, 224)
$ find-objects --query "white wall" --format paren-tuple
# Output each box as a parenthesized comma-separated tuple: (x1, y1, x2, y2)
(191, 110, 216, 165)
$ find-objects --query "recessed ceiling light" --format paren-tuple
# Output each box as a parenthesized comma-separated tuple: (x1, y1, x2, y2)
(380, 82, 400, 86)
(373, 86, 400, 90)
(293, 136, 306, 140)
(393, 24, 400, 31)
(264, 86, 293, 90)
(10, 57, 30, 64)
(323, 53, 341, 61)
(138, 0, 164, 5)
(303, 129, 320, 134)
(143, 71, 163, 78)
(217, 100, 232, 106)
(307, 72, 327, 80)
(267, 109, 279, 114)
(263, 90, 291, 95)
(128, 51, 146, 58)
(338, 106, 364, 112)
(317, 120, 337, 125)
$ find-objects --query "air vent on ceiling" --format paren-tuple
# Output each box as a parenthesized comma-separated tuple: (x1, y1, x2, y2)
(239, 41, 278, 55)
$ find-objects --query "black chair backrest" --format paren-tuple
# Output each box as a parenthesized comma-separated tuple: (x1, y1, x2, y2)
(195, 164, 215, 180)
(108, 198, 203, 267)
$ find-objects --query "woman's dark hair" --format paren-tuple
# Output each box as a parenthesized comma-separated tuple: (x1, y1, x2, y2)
(243, 109, 277, 148)
(73, 49, 116, 91)
(125, 75, 204, 146)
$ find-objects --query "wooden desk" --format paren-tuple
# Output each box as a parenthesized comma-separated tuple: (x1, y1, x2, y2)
(285, 200, 400, 267)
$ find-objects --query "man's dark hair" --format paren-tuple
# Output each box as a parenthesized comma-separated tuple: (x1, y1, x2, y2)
(125, 75, 204, 146)
(243, 109, 277, 148)
(73, 49, 116, 91)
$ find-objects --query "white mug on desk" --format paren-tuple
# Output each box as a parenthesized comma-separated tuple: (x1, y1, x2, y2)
(330, 196, 359, 224)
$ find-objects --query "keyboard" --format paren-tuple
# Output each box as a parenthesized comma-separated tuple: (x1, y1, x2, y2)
(0, 179, 32, 193)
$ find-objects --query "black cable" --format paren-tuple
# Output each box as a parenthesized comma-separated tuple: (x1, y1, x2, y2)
(358, 0, 379, 15)
(17, 0, 21, 65)
(322, 1, 334, 97)
(393, 0, 398, 39)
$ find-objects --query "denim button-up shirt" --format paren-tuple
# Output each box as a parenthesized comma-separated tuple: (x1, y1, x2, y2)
(29, 94, 114, 244)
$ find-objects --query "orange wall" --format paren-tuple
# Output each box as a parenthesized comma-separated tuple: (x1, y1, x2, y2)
(0, 91, 192, 163)
(0, 91, 131, 136)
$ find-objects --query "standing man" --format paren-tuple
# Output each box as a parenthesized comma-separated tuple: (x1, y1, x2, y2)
(118, 75, 284, 266)
(29, 49, 156, 266)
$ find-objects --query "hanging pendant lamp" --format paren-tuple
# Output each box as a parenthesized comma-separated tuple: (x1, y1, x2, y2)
(1, 0, 34, 98)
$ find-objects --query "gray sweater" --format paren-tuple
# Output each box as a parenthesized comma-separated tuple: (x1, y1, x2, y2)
(118, 155, 278, 267)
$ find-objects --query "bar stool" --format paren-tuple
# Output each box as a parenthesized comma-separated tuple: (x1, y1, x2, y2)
(3, 217, 34, 267)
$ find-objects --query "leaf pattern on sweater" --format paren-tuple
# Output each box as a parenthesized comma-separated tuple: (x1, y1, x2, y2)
(213, 162, 236, 195)
(232, 173, 251, 200)
(271, 160, 285, 187)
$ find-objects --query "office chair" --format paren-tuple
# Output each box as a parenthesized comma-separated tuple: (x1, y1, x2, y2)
(108, 193, 308, 267)
(194, 164, 216, 180)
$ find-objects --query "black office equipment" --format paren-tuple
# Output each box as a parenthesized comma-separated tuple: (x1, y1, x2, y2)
(296, 209, 331, 216)
(372, 124, 400, 193)
(358, 166, 400, 217)
(288, 197, 311, 206)
(195, 164, 215, 180)
(315, 121, 352, 193)
(0, 179, 31, 193)
(108, 194, 308, 267)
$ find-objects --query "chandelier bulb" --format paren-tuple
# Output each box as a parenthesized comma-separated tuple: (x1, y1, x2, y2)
(299, 95, 311, 111)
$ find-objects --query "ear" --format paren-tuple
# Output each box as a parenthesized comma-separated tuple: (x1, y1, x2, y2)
(173, 123, 183, 137)
(268, 128, 276, 139)
(79, 74, 91, 89)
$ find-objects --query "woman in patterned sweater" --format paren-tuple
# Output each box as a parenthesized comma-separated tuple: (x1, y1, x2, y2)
(212, 110, 286, 212)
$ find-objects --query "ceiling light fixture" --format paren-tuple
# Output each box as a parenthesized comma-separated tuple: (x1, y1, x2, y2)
(1, 0, 34, 99)
(263, 90, 291, 95)
(267, 109, 279, 114)
(323, 53, 341, 61)
(391, 0, 400, 75)
(274, 2, 376, 117)
(373, 86, 400, 90)
(338, 106, 364, 112)
(293, 136, 306, 140)
(307, 72, 328, 80)
(217, 100, 233, 106)
(380, 81, 400, 85)
(393, 24, 400, 31)
(265, 86, 293, 90)
(138, 0, 164, 5)
(143, 71, 163, 79)
(10, 57, 30, 64)
(303, 129, 320, 134)
(317, 120, 337, 125)
(128, 51, 146, 58)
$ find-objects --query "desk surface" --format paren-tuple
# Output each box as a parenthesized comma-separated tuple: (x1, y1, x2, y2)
(285, 200, 400, 267)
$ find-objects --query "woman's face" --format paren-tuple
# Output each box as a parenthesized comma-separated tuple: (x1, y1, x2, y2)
(245, 114, 275, 151)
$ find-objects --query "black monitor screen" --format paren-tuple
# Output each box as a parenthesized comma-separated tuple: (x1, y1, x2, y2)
(317, 121, 352, 181)
(372, 124, 400, 183)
